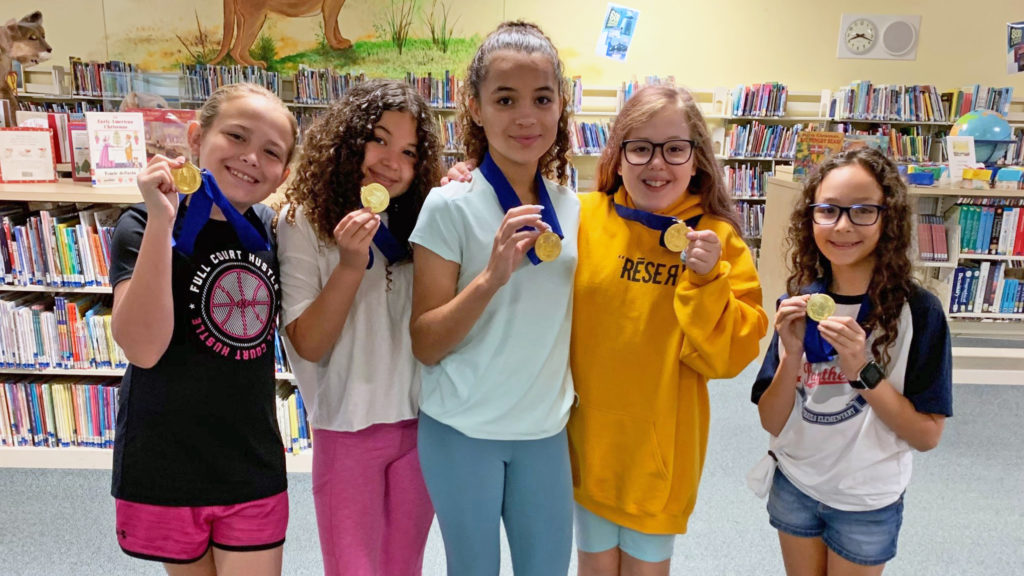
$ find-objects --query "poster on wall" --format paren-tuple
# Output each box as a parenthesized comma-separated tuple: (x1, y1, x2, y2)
(1008, 21, 1024, 74)
(596, 4, 639, 62)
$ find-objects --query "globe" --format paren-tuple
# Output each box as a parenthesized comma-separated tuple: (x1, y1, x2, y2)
(950, 109, 1014, 163)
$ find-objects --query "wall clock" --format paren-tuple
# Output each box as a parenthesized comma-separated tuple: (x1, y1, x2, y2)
(845, 18, 877, 55)
(837, 14, 921, 60)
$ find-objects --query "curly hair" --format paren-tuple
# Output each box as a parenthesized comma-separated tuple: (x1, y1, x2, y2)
(458, 20, 572, 185)
(596, 85, 741, 233)
(282, 79, 442, 262)
(785, 147, 914, 368)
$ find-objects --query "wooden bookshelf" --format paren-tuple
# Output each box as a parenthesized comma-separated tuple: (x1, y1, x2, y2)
(0, 180, 141, 204)
(0, 285, 112, 294)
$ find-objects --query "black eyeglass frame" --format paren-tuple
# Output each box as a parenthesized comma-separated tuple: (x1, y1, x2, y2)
(620, 138, 697, 166)
(809, 203, 887, 226)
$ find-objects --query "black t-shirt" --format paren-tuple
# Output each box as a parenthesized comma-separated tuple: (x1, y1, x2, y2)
(109, 201, 286, 506)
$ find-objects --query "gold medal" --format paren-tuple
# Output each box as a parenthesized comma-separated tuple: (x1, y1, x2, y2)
(663, 221, 691, 252)
(360, 183, 390, 213)
(171, 161, 202, 195)
(807, 293, 836, 322)
(534, 230, 562, 262)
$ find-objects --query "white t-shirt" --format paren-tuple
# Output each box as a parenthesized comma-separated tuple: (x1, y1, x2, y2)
(409, 171, 579, 440)
(754, 287, 953, 511)
(277, 204, 419, 432)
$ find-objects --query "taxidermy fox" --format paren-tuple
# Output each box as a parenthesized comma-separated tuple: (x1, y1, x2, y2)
(1, 11, 52, 123)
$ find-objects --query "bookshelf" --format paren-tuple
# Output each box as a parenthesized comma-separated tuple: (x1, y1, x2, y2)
(0, 181, 310, 467)
(760, 175, 1024, 386)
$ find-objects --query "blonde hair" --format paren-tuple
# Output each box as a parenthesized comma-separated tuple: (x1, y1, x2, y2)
(596, 85, 741, 233)
(197, 83, 299, 164)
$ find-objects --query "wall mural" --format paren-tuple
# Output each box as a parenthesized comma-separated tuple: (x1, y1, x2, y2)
(106, 0, 481, 78)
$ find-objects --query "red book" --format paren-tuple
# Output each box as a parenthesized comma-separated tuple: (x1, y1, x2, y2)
(1014, 208, 1024, 256)
(917, 215, 934, 261)
(929, 215, 949, 261)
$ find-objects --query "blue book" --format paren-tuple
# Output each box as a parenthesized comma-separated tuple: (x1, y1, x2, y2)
(27, 383, 44, 447)
(1003, 279, 1019, 314)
(976, 207, 993, 254)
(949, 267, 965, 313)
(97, 385, 107, 448)
(294, 389, 308, 449)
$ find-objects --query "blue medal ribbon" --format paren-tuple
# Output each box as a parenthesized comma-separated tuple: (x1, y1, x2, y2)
(612, 201, 702, 249)
(479, 152, 564, 266)
(365, 220, 409, 270)
(803, 290, 872, 364)
(172, 169, 271, 257)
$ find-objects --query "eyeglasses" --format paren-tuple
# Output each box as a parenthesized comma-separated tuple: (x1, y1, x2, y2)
(621, 139, 696, 166)
(810, 203, 886, 226)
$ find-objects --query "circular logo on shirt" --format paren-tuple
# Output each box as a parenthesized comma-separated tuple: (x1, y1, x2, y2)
(188, 249, 279, 361)
(797, 361, 868, 425)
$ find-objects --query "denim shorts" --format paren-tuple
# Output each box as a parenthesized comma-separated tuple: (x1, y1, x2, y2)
(767, 467, 903, 566)
(574, 503, 676, 563)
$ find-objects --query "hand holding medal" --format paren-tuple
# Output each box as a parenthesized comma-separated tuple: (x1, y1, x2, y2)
(137, 155, 193, 225)
(483, 204, 547, 288)
(673, 227, 721, 276)
(171, 161, 203, 195)
(360, 183, 390, 213)
(806, 293, 836, 322)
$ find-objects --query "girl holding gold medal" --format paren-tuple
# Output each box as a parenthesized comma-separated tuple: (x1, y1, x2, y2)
(109, 84, 297, 574)
(751, 148, 952, 575)
(568, 86, 767, 574)
(442, 85, 767, 574)
(277, 80, 442, 576)
(409, 21, 579, 575)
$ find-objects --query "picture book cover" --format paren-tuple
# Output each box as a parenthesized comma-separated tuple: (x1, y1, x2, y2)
(84, 112, 145, 187)
(68, 122, 91, 182)
(125, 108, 197, 161)
(0, 127, 58, 183)
(793, 131, 844, 181)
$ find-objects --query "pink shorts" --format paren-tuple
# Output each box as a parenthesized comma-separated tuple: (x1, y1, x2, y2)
(115, 491, 289, 563)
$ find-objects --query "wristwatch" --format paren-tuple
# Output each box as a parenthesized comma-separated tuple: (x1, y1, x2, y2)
(849, 361, 884, 390)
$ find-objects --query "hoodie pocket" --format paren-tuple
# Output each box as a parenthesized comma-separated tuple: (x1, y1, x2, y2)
(569, 405, 671, 515)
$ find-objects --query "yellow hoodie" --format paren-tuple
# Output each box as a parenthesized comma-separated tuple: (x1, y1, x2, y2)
(568, 187, 767, 534)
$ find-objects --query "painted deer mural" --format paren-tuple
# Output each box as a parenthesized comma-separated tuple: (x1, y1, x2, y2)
(211, 0, 352, 67)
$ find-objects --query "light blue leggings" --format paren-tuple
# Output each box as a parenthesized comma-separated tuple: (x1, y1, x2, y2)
(417, 412, 573, 576)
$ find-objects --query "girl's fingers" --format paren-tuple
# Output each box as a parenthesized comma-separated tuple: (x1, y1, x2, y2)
(337, 210, 376, 238)
(498, 215, 544, 243)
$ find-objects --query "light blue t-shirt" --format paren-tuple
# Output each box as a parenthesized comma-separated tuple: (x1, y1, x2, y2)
(409, 169, 579, 440)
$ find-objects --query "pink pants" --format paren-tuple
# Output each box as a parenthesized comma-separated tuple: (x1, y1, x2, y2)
(313, 419, 434, 576)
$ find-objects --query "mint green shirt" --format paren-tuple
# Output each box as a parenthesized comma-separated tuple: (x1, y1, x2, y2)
(409, 171, 579, 440)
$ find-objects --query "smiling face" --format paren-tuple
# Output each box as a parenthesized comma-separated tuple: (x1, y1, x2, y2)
(617, 106, 696, 213)
(812, 164, 884, 276)
(189, 94, 294, 212)
(359, 110, 418, 199)
(469, 50, 561, 176)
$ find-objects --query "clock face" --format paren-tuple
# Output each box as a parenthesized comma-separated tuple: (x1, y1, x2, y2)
(845, 18, 877, 54)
